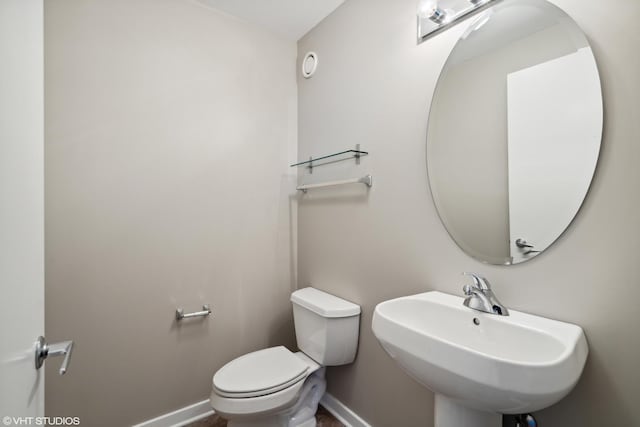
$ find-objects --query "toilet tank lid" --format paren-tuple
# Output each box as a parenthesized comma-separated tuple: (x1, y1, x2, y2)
(291, 287, 360, 318)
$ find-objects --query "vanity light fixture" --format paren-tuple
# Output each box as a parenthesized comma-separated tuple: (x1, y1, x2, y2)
(417, 0, 497, 43)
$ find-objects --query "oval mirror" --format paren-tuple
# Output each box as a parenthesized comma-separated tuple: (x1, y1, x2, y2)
(427, 0, 602, 265)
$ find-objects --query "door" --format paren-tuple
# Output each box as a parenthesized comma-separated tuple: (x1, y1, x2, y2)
(0, 0, 45, 420)
(507, 48, 602, 263)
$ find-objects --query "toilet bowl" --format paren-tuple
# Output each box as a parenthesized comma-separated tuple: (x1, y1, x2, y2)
(210, 287, 361, 427)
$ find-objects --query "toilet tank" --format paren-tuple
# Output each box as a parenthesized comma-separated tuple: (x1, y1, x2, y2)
(291, 287, 361, 366)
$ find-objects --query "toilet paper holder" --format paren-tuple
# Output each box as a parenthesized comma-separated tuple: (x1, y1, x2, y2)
(176, 304, 212, 321)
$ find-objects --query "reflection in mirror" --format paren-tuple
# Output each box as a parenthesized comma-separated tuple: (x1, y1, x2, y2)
(426, 0, 602, 265)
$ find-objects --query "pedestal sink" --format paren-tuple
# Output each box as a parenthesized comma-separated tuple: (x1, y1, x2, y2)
(372, 291, 588, 427)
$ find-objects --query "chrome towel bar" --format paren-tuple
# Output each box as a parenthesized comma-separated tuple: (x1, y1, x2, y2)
(176, 304, 211, 321)
(297, 175, 373, 193)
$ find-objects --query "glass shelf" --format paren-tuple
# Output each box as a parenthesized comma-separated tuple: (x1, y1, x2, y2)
(290, 147, 368, 168)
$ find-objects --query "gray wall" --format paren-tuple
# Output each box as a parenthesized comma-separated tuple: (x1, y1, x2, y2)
(297, 0, 640, 426)
(44, 1, 297, 425)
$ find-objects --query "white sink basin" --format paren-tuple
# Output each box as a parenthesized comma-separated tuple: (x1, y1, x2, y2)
(372, 291, 587, 422)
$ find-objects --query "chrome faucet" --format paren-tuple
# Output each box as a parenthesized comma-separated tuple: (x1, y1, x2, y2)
(462, 273, 509, 316)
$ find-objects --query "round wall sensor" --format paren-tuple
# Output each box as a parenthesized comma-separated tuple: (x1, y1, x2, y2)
(302, 52, 318, 79)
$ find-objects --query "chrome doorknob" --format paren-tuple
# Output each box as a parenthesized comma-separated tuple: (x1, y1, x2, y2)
(35, 336, 74, 375)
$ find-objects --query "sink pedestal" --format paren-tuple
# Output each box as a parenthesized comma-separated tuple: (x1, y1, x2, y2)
(434, 395, 501, 427)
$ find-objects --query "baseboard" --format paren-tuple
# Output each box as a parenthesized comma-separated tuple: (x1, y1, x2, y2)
(131, 399, 214, 427)
(131, 393, 367, 427)
(320, 393, 371, 427)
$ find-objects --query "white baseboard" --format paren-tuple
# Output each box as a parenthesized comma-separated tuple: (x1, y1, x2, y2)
(131, 392, 368, 427)
(132, 399, 214, 427)
(320, 392, 371, 427)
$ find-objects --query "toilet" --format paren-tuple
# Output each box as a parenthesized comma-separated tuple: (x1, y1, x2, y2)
(210, 287, 361, 427)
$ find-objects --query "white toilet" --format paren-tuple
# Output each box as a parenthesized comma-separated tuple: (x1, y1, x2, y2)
(210, 287, 361, 427)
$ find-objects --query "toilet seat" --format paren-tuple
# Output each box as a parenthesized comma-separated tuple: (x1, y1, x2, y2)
(211, 374, 308, 418)
(210, 347, 321, 418)
(213, 346, 312, 398)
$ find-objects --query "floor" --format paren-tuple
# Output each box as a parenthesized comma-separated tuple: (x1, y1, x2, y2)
(187, 405, 344, 427)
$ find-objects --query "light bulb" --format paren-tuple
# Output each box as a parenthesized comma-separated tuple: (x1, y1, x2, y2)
(417, 0, 436, 18)
(418, 0, 447, 23)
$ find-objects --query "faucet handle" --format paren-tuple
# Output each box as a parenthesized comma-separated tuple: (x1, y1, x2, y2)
(462, 272, 491, 290)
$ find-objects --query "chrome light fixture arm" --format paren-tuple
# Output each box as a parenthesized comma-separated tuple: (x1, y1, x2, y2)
(418, 0, 499, 43)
